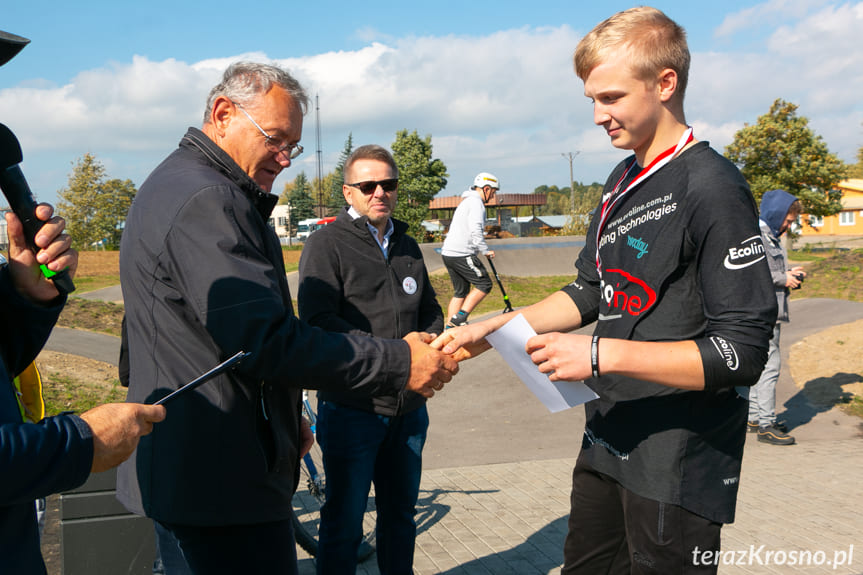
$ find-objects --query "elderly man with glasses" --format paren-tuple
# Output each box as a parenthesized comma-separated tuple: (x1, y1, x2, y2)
(298, 144, 443, 574)
(118, 63, 457, 574)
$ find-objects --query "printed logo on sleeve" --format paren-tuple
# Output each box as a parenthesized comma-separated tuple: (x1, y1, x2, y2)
(724, 236, 766, 270)
(709, 336, 739, 371)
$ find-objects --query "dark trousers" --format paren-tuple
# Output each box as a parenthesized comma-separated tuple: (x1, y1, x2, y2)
(316, 400, 428, 575)
(155, 518, 297, 575)
(562, 462, 722, 575)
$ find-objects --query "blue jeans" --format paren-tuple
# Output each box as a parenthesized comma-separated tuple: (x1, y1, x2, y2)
(316, 400, 428, 575)
(153, 521, 188, 575)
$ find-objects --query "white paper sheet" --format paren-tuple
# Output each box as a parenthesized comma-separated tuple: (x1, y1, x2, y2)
(485, 314, 599, 413)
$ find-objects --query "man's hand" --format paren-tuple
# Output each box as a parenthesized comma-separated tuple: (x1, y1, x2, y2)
(4, 204, 77, 303)
(786, 266, 806, 289)
(431, 323, 493, 362)
(403, 332, 459, 398)
(526, 332, 592, 382)
(299, 416, 314, 458)
(80, 403, 167, 473)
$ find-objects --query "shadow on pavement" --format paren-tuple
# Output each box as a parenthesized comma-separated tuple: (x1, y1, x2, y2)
(437, 515, 567, 574)
(415, 488, 497, 537)
(779, 371, 861, 430)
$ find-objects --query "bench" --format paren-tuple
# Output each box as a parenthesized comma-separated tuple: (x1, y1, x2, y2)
(60, 468, 156, 574)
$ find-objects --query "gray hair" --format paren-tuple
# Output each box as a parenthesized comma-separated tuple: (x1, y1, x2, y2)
(203, 61, 310, 124)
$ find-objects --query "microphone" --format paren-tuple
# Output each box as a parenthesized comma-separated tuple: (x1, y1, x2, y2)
(0, 122, 75, 294)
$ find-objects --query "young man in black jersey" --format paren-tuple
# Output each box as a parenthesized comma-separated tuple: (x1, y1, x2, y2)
(434, 7, 776, 573)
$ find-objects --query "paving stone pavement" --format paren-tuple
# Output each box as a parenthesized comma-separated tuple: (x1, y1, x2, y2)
(298, 433, 863, 575)
(52, 243, 863, 574)
(46, 296, 863, 574)
(294, 299, 863, 575)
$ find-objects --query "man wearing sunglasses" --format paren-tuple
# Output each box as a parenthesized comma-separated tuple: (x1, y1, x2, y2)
(118, 64, 457, 574)
(298, 145, 443, 574)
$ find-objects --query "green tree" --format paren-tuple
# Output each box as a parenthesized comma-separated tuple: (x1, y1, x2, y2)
(724, 99, 845, 218)
(572, 182, 602, 214)
(848, 145, 863, 179)
(391, 130, 448, 241)
(322, 173, 344, 216)
(56, 153, 136, 250)
(534, 185, 565, 216)
(325, 134, 353, 215)
(281, 171, 316, 227)
(532, 182, 600, 234)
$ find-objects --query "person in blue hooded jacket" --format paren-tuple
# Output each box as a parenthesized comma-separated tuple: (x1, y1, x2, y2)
(749, 189, 805, 445)
(1, 30, 166, 575)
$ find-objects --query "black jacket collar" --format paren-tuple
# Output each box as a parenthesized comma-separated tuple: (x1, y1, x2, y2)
(180, 127, 279, 220)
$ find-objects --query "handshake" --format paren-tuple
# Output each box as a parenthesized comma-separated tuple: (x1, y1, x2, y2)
(402, 324, 494, 398)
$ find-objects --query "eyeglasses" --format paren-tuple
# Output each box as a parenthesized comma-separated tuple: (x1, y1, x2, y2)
(232, 101, 303, 159)
(346, 179, 399, 195)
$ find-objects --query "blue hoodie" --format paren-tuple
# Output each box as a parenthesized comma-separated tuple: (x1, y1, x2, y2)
(759, 189, 798, 238)
(758, 189, 798, 322)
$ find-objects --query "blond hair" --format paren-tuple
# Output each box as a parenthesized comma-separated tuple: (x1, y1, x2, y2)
(574, 7, 690, 101)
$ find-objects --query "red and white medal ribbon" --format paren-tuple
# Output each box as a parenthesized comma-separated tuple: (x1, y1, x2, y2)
(594, 127, 694, 277)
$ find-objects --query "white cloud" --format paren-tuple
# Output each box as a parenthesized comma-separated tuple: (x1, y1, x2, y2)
(692, 1, 863, 165)
(715, 0, 831, 37)
(2, 6, 862, 206)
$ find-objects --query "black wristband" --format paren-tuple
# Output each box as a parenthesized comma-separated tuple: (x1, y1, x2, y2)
(591, 335, 601, 379)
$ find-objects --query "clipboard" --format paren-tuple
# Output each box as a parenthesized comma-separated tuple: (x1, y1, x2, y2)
(152, 351, 251, 406)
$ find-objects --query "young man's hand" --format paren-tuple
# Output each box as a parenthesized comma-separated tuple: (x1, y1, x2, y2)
(430, 324, 493, 363)
(403, 332, 459, 398)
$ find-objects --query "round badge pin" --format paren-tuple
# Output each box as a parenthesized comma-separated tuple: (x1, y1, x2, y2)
(402, 276, 417, 295)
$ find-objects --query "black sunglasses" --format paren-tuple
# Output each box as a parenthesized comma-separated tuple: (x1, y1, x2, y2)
(346, 179, 399, 195)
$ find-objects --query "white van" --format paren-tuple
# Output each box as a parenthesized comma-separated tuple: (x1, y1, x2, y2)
(296, 218, 320, 241)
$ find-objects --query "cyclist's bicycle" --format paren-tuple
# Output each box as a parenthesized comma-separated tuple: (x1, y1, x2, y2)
(291, 390, 376, 561)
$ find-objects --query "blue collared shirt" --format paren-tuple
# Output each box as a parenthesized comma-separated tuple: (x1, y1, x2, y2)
(348, 206, 393, 256)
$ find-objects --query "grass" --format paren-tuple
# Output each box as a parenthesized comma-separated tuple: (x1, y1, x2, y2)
(430, 274, 574, 319)
(73, 275, 122, 293)
(56, 298, 125, 336)
(51, 245, 863, 414)
(842, 396, 863, 419)
(62, 247, 863, 336)
(789, 248, 863, 302)
(282, 245, 303, 273)
(40, 371, 127, 415)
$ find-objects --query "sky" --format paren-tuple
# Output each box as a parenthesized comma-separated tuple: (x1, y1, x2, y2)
(1, 0, 862, 208)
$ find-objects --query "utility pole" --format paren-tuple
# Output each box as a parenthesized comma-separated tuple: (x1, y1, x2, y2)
(286, 201, 292, 247)
(561, 151, 580, 216)
(315, 94, 324, 217)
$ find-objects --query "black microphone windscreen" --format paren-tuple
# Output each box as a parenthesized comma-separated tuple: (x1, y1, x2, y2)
(0, 123, 24, 168)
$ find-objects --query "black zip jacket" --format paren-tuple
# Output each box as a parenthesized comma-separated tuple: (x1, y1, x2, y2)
(298, 208, 443, 416)
(117, 128, 411, 525)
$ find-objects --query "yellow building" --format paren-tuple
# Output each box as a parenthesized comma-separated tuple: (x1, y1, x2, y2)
(800, 179, 863, 236)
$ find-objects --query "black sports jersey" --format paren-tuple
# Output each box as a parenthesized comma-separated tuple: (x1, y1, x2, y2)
(562, 141, 777, 523)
